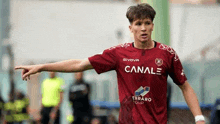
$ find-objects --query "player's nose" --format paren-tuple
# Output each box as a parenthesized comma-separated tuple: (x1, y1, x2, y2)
(141, 25, 146, 31)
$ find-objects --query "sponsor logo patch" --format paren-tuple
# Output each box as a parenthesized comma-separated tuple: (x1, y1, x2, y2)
(132, 86, 152, 104)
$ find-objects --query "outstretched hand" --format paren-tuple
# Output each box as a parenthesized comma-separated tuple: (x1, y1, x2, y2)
(15, 65, 42, 81)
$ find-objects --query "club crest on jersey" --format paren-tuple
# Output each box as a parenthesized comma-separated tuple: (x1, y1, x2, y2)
(132, 86, 152, 104)
(155, 58, 163, 66)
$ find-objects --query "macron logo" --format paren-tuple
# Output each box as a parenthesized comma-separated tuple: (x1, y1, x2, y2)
(123, 58, 139, 62)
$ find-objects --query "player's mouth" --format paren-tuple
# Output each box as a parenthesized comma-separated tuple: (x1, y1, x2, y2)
(141, 34, 148, 39)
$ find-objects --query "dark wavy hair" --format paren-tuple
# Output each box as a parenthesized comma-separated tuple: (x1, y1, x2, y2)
(126, 3, 156, 24)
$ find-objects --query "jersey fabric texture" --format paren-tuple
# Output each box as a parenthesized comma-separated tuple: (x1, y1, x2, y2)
(88, 42, 187, 124)
(41, 77, 65, 107)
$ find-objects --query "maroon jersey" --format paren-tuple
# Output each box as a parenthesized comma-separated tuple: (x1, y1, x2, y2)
(88, 42, 187, 124)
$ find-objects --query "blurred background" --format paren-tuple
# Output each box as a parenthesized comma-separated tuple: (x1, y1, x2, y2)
(0, 0, 220, 123)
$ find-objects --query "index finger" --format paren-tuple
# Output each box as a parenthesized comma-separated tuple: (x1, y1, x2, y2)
(15, 66, 25, 70)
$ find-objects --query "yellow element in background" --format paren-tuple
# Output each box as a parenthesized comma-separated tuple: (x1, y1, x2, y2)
(67, 114, 74, 123)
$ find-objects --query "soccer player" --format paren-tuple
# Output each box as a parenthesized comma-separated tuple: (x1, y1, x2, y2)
(15, 3, 205, 124)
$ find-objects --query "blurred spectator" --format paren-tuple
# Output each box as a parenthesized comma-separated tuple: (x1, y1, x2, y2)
(0, 95, 5, 122)
(69, 72, 92, 124)
(13, 91, 30, 124)
(106, 114, 118, 124)
(91, 117, 102, 124)
(40, 72, 65, 124)
(29, 108, 41, 124)
(66, 107, 74, 124)
(3, 93, 15, 124)
(210, 98, 220, 124)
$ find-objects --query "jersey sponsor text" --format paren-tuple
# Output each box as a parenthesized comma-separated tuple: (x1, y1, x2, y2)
(125, 65, 162, 75)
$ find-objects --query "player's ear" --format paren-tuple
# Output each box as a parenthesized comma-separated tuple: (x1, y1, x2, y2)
(151, 23, 154, 31)
(129, 25, 133, 33)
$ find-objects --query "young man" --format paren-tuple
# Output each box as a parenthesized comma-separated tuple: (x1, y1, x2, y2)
(15, 3, 205, 124)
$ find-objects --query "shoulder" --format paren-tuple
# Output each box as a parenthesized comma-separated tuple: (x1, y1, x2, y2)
(42, 78, 49, 83)
(157, 42, 175, 53)
(56, 77, 64, 81)
(56, 77, 65, 85)
(105, 42, 132, 52)
(156, 42, 179, 60)
(109, 42, 132, 50)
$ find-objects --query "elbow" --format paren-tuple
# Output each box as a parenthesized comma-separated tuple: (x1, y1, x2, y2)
(69, 59, 91, 72)
(77, 63, 85, 72)
(68, 60, 84, 72)
(77, 60, 88, 72)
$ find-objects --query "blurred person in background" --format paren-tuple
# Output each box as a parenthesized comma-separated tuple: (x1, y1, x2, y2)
(0, 95, 5, 122)
(91, 117, 102, 124)
(3, 93, 15, 124)
(210, 98, 220, 124)
(15, 3, 205, 124)
(40, 72, 65, 124)
(69, 72, 92, 124)
(13, 91, 30, 124)
(105, 114, 118, 124)
(29, 109, 41, 124)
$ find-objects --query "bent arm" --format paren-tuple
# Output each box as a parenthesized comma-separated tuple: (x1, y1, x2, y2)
(178, 81, 203, 116)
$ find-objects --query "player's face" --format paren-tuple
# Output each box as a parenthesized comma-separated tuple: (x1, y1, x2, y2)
(129, 18, 154, 43)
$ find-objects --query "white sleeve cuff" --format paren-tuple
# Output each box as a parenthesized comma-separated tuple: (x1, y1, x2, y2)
(195, 115, 205, 122)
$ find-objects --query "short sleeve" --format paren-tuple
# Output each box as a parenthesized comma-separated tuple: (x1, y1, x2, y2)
(168, 52, 187, 85)
(88, 48, 117, 74)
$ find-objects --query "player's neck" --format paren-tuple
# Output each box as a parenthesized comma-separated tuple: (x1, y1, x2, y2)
(134, 40, 155, 49)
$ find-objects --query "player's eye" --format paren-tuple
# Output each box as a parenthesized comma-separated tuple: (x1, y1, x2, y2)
(145, 21, 151, 25)
(135, 22, 142, 26)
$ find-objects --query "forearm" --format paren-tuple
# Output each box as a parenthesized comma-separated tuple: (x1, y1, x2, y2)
(15, 58, 93, 80)
(40, 59, 85, 72)
(40, 98, 43, 109)
(54, 100, 62, 111)
(181, 85, 202, 116)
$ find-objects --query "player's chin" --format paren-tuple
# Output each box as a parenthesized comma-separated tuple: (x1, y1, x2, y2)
(139, 37, 148, 42)
(139, 39, 148, 43)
